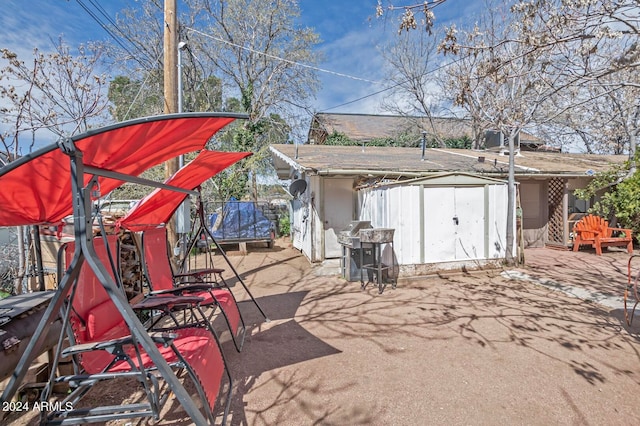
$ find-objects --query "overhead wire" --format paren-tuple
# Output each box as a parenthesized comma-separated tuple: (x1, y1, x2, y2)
(73, 0, 166, 118)
(75, 3, 469, 122)
(121, 51, 165, 121)
(74, 0, 135, 58)
(320, 52, 472, 112)
(184, 25, 472, 114)
(75, 0, 158, 70)
(185, 26, 385, 85)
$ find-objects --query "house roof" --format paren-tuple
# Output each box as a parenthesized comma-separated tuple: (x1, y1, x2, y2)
(270, 144, 627, 179)
(308, 112, 542, 144)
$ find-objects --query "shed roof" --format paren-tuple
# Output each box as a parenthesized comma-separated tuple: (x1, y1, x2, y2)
(270, 144, 626, 179)
(382, 172, 508, 187)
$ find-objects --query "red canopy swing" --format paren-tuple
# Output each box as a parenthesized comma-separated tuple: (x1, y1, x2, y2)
(0, 113, 250, 424)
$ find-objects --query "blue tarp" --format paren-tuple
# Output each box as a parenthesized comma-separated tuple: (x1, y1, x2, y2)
(210, 198, 272, 241)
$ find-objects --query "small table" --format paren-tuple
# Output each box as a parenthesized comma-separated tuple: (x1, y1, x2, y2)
(358, 228, 395, 294)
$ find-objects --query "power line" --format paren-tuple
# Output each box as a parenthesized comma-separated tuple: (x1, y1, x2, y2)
(73, 0, 169, 121)
(185, 26, 385, 85)
(86, 0, 120, 31)
(321, 53, 470, 112)
(74, 0, 133, 56)
(74, 0, 155, 70)
(121, 51, 165, 121)
(74, 3, 468, 124)
(183, 27, 470, 113)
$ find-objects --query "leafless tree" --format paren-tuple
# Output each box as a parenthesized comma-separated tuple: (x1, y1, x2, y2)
(380, 30, 452, 146)
(383, 0, 640, 257)
(542, 71, 640, 156)
(440, 1, 640, 151)
(0, 40, 109, 155)
(376, 0, 447, 35)
(185, 0, 321, 199)
(440, 5, 571, 265)
(0, 39, 109, 293)
(104, 0, 224, 121)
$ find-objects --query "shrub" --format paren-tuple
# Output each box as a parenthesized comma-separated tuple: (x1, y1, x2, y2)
(279, 214, 291, 236)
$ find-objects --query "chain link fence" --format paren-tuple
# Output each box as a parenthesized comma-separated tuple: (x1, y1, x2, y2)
(0, 227, 18, 296)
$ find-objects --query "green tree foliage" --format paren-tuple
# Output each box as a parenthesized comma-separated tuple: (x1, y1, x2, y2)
(574, 157, 640, 237)
(190, 0, 320, 200)
(324, 131, 355, 146)
(323, 130, 471, 149)
(108, 74, 163, 121)
(106, 0, 317, 203)
(108, 71, 223, 122)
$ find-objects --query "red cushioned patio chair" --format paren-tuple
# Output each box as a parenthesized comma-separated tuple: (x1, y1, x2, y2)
(140, 226, 246, 352)
(47, 234, 232, 425)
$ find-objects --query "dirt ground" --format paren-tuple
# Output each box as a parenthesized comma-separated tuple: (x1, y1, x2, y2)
(5, 239, 640, 425)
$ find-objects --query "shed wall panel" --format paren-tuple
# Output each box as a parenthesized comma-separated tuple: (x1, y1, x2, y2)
(389, 186, 422, 264)
(423, 187, 457, 262)
(358, 174, 509, 273)
(323, 178, 355, 259)
(487, 184, 508, 258)
(453, 186, 486, 260)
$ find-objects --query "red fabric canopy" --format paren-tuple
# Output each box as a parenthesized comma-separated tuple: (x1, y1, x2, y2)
(0, 114, 244, 226)
(119, 150, 251, 232)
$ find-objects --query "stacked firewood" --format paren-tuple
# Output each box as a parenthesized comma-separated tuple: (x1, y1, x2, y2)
(118, 231, 146, 301)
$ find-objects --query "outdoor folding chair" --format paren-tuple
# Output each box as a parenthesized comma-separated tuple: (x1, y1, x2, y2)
(115, 149, 270, 327)
(47, 234, 233, 425)
(140, 226, 246, 352)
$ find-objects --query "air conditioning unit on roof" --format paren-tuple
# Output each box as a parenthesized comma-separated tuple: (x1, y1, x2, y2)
(484, 130, 520, 155)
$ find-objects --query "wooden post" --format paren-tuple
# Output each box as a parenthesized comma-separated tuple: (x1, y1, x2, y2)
(164, 0, 179, 252)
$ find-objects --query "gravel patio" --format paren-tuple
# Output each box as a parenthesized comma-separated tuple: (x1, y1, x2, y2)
(5, 240, 640, 425)
(214, 241, 640, 425)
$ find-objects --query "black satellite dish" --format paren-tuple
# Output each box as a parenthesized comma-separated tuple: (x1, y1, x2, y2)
(289, 179, 307, 198)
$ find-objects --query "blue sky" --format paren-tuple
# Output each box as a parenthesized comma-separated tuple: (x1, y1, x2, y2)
(1, 1, 484, 126)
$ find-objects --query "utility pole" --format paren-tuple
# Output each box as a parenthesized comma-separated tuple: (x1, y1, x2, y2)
(163, 0, 179, 252)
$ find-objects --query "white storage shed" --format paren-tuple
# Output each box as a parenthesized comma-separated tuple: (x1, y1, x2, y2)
(358, 173, 514, 275)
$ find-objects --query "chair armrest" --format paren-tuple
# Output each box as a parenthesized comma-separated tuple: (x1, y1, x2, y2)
(174, 268, 224, 279)
(62, 340, 125, 357)
(150, 283, 219, 295)
(172, 283, 221, 293)
(62, 332, 178, 357)
(132, 295, 204, 310)
(609, 227, 632, 236)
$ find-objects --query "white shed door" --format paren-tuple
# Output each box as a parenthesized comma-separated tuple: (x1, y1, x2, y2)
(454, 186, 485, 260)
(423, 186, 485, 262)
(324, 178, 354, 259)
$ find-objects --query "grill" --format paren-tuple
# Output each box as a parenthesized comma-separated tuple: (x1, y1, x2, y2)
(338, 221, 372, 281)
(358, 228, 396, 294)
(338, 222, 397, 291)
(337, 220, 372, 249)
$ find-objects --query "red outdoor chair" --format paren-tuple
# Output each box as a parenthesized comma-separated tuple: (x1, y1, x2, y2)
(49, 234, 233, 425)
(140, 226, 246, 352)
